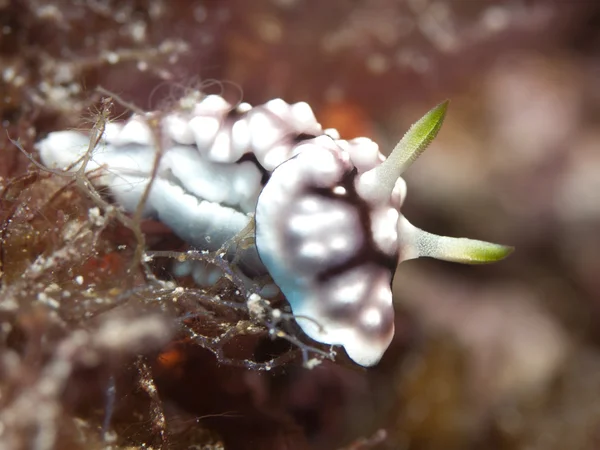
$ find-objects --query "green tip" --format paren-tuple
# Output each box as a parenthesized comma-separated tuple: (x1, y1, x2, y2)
(390, 99, 449, 174)
(405, 100, 449, 151)
(443, 239, 514, 264)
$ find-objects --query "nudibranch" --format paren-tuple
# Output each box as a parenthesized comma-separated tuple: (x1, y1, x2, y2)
(37, 93, 512, 367)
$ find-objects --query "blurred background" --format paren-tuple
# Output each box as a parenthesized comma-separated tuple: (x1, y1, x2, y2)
(2, 0, 600, 449)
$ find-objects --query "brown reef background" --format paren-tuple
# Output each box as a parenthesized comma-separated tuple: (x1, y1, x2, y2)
(1, 1, 600, 449)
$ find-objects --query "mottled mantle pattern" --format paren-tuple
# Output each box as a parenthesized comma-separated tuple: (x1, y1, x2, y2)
(37, 93, 512, 366)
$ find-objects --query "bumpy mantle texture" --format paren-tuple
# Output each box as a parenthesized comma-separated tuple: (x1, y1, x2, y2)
(37, 93, 513, 366)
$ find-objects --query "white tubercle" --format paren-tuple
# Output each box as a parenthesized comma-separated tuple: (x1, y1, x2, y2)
(193, 94, 231, 115)
(37, 131, 99, 171)
(231, 119, 252, 154)
(264, 98, 290, 117)
(289, 101, 322, 134)
(208, 130, 234, 162)
(189, 116, 221, 154)
(345, 137, 382, 173)
(113, 115, 154, 146)
(165, 113, 196, 145)
(103, 122, 123, 142)
(390, 177, 407, 210)
(370, 207, 399, 256)
(249, 109, 288, 162)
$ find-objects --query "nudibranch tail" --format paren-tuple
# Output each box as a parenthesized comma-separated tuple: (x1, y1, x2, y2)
(398, 215, 514, 264)
(356, 100, 449, 204)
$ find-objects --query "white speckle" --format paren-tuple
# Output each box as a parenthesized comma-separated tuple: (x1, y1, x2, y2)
(366, 53, 389, 74)
(304, 358, 322, 369)
(36, 4, 63, 20)
(237, 102, 253, 113)
(130, 21, 147, 42)
(329, 236, 350, 252)
(101, 428, 117, 444)
(95, 316, 171, 353)
(300, 242, 327, 259)
(297, 197, 320, 213)
(482, 6, 511, 32)
(88, 207, 106, 227)
(105, 52, 120, 64)
(333, 276, 368, 305)
(37, 292, 59, 309)
(75, 276, 84, 285)
(3, 66, 15, 83)
(247, 293, 265, 318)
(137, 61, 148, 71)
(332, 186, 346, 196)
(45, 283, 60, 293)
(162, 280, 176, 290)
(362, 308, 382, 328)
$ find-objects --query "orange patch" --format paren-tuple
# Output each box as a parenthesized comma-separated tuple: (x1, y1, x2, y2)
(319, 101, 373, 139)
(157, 346, 187, 370)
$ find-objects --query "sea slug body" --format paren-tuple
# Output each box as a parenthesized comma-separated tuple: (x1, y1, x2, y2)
(37, 93, 513, 366)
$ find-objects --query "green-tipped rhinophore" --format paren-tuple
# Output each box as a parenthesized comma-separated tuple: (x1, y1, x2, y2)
(382, 102, 514, 266)
(356, 101, 449, 204)
(398, 215, 513, 264)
